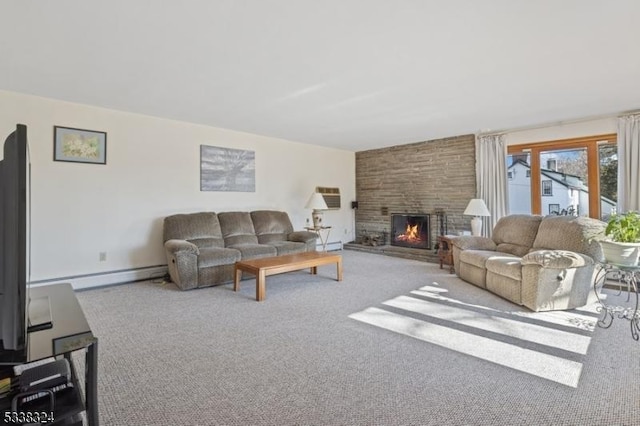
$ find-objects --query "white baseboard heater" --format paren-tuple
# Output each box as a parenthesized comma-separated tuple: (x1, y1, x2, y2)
(29, 265, 169, 290)
(319, 241, 343, 251)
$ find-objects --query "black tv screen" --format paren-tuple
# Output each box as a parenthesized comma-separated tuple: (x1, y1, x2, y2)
(0, 124, 29, 364)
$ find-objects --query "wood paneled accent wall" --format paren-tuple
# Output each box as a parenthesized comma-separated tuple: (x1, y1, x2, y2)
(355, 134, 476, 247)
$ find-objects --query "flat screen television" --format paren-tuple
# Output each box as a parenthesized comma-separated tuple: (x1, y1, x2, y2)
(0, 124, 30, 364)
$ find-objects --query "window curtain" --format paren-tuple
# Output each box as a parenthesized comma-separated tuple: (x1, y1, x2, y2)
(475, 134, 508, 236)
(617, 114, 640, 212)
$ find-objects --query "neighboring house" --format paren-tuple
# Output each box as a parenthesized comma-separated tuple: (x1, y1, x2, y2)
(507, 160, 616, 217)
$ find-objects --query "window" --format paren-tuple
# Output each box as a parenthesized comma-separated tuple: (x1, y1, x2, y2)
(508, 171, 513, 180)
(507, 134, 617, 219)
(549, 204, 560, 214)
(547, 159, 557, 171)
(599, 143, 618, 220)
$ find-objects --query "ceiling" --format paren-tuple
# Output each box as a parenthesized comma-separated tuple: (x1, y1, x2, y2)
(2, 1, 640, 152)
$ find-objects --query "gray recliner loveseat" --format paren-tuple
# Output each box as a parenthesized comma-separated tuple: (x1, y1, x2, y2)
(451, 214, 606, 312)
(163, 210, 318, 290)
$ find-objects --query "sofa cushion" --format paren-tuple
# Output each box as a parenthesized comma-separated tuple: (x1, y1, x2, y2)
(163, 212, 225, 249)
(486, 256, 523, 281)
(250, 210, 294, 244)
(218, 212, 260, 246)
(531, 215, 606, 261)
(288, 231, 318, 244)
(198, 247, 241, 267)
(191, 238, 225, 249)
(268, 241, 307, 255)
(229, 244, 277, 259)
(492, 214, 543, 256)
(459, 250, 518, 270)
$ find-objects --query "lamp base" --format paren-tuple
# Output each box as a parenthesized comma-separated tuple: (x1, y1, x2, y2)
(312, 210, 323, 228)
(470, 216, 483, 236)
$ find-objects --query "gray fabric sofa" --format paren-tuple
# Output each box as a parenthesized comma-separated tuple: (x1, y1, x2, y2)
(163, 210, 318, 290)
(451, 214, 606, 312)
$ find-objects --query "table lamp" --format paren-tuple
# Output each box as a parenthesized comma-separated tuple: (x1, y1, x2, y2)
(305, 192, 328, 228)
(463, 198, 490, 236)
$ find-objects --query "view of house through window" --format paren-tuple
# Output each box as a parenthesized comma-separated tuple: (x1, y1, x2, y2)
(507, 135, 617, 220)
(507, 152, 532, 214)
(540, 147, 589, 216)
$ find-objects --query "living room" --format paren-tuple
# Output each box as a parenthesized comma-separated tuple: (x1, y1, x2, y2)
(2, 1, 640, 425)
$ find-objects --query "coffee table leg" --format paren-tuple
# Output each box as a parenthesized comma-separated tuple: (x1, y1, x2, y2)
(234, 266, 242, 292)
(336, 258, 343, 281)
(256, 269, 266, 301)
(311, 266, 317, 275)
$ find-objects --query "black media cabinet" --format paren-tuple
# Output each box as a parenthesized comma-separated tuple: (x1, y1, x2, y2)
(1, 283, 98, 425)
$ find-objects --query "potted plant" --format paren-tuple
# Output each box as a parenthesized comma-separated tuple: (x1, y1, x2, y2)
(599, 211, 640, 266)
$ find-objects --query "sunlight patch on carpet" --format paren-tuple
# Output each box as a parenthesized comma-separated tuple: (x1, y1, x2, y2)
(349, 307, 583, 387)
(384, 295, 592, 354)
(348, 285, 597, 388)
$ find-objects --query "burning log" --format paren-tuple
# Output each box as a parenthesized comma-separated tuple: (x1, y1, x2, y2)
(396, 224, 420, 242)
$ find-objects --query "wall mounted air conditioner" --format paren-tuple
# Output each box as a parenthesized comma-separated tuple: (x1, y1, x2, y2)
(316, 187, 341, 209)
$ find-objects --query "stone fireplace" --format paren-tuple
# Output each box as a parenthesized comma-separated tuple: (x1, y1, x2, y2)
(351, 133, 476, 262)
(391, 214, 430, 249)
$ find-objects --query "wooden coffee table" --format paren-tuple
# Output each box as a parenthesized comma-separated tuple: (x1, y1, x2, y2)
(234, 251, 343, 301)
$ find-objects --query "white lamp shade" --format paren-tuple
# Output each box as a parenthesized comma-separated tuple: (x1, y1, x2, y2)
(463, 199, 490, 217)
(305, 192, 328, 210)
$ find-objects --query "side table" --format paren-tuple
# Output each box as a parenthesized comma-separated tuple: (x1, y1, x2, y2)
(305, 226, 332, 251)
(437, 235, 455, 274)
(593, 262, 640, 341)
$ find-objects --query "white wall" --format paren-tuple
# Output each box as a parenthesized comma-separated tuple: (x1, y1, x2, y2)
(0, 90, 355, 285)
(505, 117, 617, 145)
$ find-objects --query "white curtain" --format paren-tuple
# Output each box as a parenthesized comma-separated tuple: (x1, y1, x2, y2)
(475, 134, 509, 236)
(617, 114, 640, 212)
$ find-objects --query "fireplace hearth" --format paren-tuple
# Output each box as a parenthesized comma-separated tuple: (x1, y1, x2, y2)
(391, 214, 430, 249)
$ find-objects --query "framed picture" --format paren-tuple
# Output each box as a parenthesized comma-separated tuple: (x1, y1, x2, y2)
(52, 331, 96, 354)
(200, 145, 255, 192)
(54, 126, 107, 164)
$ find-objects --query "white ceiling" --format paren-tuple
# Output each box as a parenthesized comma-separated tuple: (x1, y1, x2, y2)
(2, 1, 640, 151)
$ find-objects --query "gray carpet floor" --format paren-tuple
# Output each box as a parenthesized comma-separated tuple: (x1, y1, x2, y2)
(75, 250, 640, 425)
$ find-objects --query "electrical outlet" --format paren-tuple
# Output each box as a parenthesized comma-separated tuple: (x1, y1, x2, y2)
(99, 252, 107, 262)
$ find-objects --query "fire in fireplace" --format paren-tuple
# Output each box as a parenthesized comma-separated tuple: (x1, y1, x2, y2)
(391, 214, 430, 249)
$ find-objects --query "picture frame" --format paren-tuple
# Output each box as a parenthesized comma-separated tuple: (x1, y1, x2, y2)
(54, 126, 107, 164)
(200, 145, 255, 192)
(52, 331, 96, 355)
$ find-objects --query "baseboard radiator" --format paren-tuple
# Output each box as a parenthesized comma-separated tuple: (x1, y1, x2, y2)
(29, 265, 169, 291)
(320, 241, 343, 251)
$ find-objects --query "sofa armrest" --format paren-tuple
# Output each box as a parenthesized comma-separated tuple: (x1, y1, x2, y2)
(288, 231, 318, 244)
(451, 236, 497, 251)
(164, 239, 200, 256)
(522, 250, 592, 269)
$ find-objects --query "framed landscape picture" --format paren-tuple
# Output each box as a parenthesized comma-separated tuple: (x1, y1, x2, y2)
(54, 126, 107, 164)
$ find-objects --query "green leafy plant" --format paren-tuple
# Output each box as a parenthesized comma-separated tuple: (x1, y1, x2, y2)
(605, 211, 640, 243)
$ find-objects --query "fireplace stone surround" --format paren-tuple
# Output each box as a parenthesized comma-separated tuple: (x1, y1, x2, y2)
(349, 134, 476, 262)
